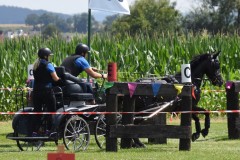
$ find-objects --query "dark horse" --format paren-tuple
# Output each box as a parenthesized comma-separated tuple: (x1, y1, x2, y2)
(174, 51, 223, 141)
(134, 51, 223, 146)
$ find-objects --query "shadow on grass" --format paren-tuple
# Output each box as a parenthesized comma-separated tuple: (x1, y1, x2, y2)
(0, 144, 20, 153)
(0, 144, 16, 149)
(87, 143, 179, 153)
(194, 135, 230, 142)
(0, 151, 20, 153)
(0, 142, 58, 153)
(0, 133, 12, 137)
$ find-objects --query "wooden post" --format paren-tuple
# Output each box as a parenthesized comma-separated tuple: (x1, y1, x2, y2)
(148, 114, 167, 144)
(179, 85, 192, 151)
(106, 90, 118, 152)
(121, 95, 135, 148)
(226, 81, 240, 139)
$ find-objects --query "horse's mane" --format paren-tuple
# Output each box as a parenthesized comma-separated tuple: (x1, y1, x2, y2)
(173, 53, 211, 79)
(190, 53, 210, 70)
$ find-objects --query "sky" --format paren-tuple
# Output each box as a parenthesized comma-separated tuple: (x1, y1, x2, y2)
(0, 0, 198, 15)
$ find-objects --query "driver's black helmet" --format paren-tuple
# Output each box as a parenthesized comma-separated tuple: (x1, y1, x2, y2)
(38, 48, 53, 59)
(75, 43, 89, 55)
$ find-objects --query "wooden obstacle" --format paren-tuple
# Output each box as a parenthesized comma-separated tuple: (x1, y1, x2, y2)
(226, 81, 240, 139)
(105, 82, 192, 152)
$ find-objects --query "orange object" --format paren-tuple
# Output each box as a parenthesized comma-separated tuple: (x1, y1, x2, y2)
(47, 153, 75, 160)
(108, 62, 117, 82)
(48, 145, 75, 160)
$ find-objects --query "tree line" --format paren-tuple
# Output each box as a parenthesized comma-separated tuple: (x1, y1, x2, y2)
(25, 12, 100, 37)
(25, 0, 240, 37)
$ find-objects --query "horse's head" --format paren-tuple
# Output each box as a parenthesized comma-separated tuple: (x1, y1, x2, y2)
(205, 51, 223, 87)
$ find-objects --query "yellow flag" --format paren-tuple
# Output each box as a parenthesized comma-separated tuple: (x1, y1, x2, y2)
(174, 84, 184, 95)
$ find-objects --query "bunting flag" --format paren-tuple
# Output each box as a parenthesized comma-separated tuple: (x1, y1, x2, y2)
(88, 0, 130, 15)
(152, 83, 161, 97)
(226, 81, 233, 89)
(128, 83, 138, 98)
(174, 84, 184, 95)
(104, 82, 114, 89)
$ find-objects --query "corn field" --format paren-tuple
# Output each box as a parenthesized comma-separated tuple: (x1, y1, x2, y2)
(0, 32, 240, 119)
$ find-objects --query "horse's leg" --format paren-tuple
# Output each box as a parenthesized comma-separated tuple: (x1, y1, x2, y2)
(131, 96, 152, 148)
(192, 113, 201, 142)
(132, 118, 146, 148)
(195, 106, 210, 137)
(201, 113, 210, 137)
(132, 138, 146, 148)
(194, 106, 210, 137)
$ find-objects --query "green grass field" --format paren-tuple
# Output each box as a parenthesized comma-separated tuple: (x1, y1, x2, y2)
(0, 117, 240, 160)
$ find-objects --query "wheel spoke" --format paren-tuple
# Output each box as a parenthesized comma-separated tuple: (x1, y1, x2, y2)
(77, 124, 88, 133)
(69, 121, 76, 132)
(66, 140, 73, 146)
(99, 118, 106, 125)
(97, 134, 105, 138)
(99, 139, 105, 147)
(76, 120, 83, 130)
(65, 135, 75, 138)
(66, 128, 74, 134)
(97, 127, 106, 133)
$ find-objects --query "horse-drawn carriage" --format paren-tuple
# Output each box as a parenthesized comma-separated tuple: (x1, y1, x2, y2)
(6, 51, 224, 151)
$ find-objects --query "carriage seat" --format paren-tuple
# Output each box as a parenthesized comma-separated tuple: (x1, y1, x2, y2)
(55, 67, 82, 85)
(69, 93, 94, 101)
(55, 66, 94, 101)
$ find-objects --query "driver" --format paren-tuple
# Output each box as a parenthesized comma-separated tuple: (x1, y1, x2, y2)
(31, 48, 63, 135)
(61, 43, 107, 104)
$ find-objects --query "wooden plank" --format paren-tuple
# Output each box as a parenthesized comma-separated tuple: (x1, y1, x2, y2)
(110, 125, 191, 139)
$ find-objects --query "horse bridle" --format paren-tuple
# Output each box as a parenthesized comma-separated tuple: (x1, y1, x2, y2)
(211, 59, 223, 84)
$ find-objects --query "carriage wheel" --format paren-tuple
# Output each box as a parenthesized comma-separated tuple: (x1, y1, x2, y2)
(63, 115, 90, 151)
(94, 114, 122, 149)
(15, 131, 43, 151)
(94, 115, 106, 149)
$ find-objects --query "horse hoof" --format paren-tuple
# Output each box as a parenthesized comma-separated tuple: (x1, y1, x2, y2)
(201, 129, 209, 137)
(132, 142, 146, 148)
(192, 133, 200, 142)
